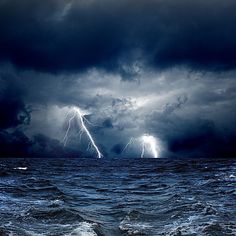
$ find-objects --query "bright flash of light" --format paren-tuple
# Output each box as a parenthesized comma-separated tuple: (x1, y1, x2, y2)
(62, 107, 103, 158)
(140, 134, 159, 158)
(62, 110, 77, 147)
(122, 134, 160, 158)
(76, 108, 103, 158)
(122, 137, 134, 153)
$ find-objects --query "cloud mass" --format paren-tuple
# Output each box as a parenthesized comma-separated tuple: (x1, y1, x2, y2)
(0, 0, 236, 158)
(1, 0, 236, 72)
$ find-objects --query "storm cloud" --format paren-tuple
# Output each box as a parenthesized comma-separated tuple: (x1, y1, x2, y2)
(0, 0, 236, 72)
(0, 0, 236, 158)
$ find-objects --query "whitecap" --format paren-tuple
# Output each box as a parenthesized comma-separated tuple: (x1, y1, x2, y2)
(64, 222, 98, 236)
(119, 218, 151, 235)
(14, 167, 28, 170)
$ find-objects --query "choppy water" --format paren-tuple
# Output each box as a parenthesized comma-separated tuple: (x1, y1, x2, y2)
(0, 158, 236, 236)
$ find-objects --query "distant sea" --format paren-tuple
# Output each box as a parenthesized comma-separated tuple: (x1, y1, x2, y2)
(0, 158, 236, 236)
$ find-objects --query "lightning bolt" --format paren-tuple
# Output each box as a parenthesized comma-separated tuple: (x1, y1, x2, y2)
(122, 137, 134, 153)
(76, 107, 103, 158)
(62, 110, 77, 147)
(63, 107, 103, 158)
(83, 116, 98, 127)
(123, 135, 160, 158)
(141, 134, 159, 158)
(63, 107, 159, 159)
(141, 141, 145, 158)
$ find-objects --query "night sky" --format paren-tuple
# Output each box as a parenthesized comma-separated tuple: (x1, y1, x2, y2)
(1, 0, 236, 158)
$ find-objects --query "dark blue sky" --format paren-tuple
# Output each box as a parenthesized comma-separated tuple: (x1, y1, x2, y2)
(0, 0, 236, 158)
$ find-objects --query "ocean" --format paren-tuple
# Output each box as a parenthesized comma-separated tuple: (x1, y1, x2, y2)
(0, 158, 235, 236)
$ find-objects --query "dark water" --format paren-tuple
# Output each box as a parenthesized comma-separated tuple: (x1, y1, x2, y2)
(0, 158, 236, 236)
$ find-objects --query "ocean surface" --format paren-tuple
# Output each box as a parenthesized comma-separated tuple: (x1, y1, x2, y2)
(0, 158, 236, 236)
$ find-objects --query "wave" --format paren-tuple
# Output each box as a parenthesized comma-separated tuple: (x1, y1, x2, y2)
(119, 210, 153, 235)
(163, 218, 236, 236)
(64, 222, 98, 236)
(0, 158, 235, 236)
(0, 222, 100, 236)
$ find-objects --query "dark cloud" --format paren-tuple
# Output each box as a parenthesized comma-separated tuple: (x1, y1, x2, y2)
(146, 107, 236, 158)
(0, 0, 236, 73)
(168, 122, 236, 158)
(0, 130, 31, 157)
(31, 134, 81, 158)
(111, 143, 123, 155)
(0, 101, 30, 130)
(0, 97, 30, 129)
(0, 72, 30, 129)
(0, 130, 86, 158)
(102, 118, 113, 129)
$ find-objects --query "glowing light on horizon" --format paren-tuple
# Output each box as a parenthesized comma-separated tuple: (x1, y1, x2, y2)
(141, 134, 159, 158)
(122, 134, 161, 158)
